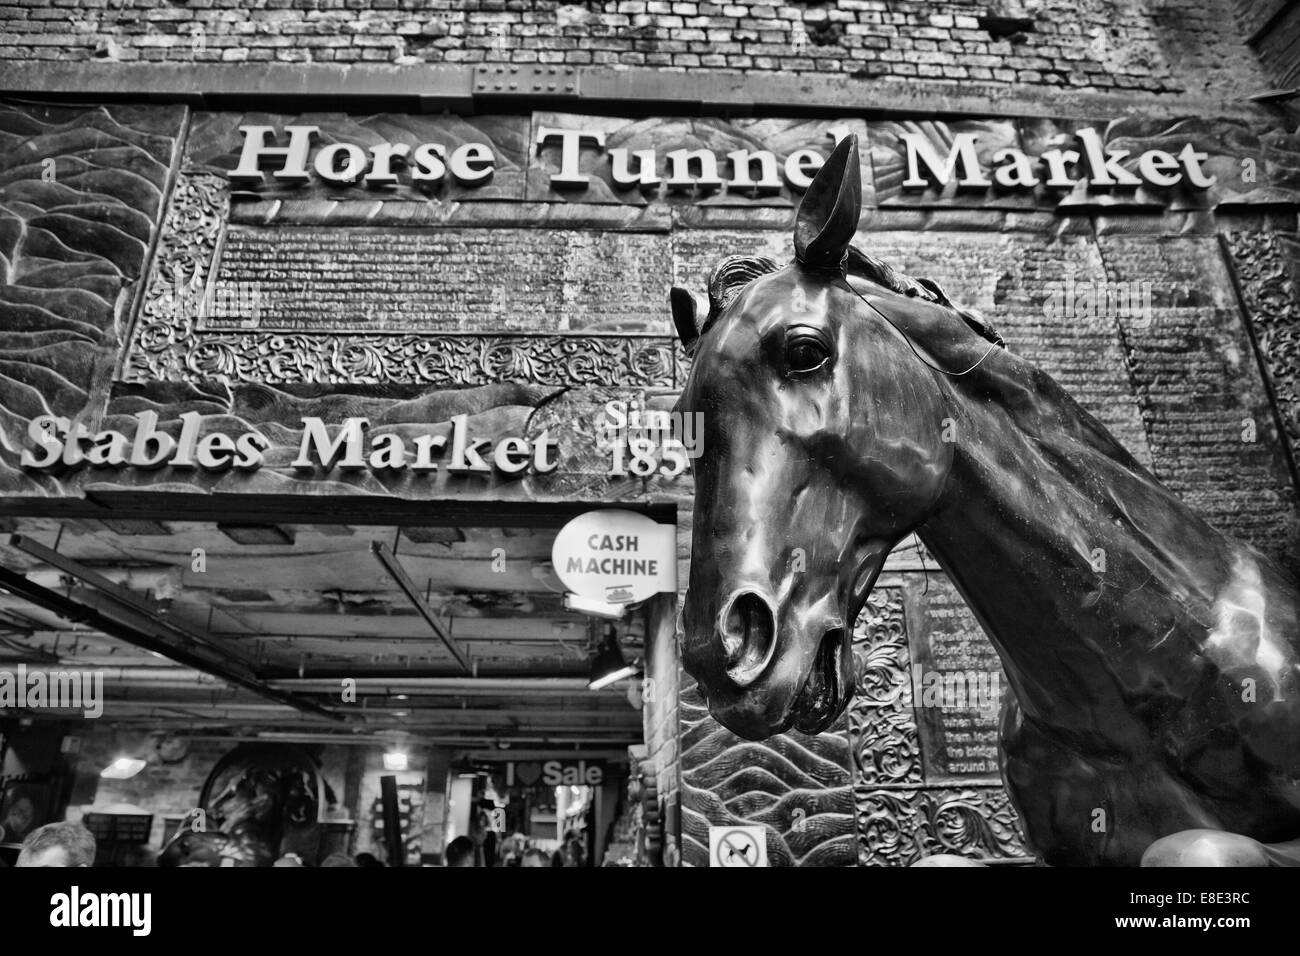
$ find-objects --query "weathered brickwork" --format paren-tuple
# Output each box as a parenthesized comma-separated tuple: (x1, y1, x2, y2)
(0, 0, 1271, 96)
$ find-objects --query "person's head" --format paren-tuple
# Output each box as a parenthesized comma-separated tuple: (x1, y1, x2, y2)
(521, 847, 548, 868)
(16, 822, 96, 868)
(320, 852, 356, 867)
(562, 837, 585, 867)
(354, 852, 384, 868)
(445, 836, 475, 867)
(272, 853, 303, 867)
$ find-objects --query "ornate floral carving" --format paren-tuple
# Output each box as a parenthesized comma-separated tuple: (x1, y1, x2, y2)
(847, 580, 1034, 865)
(855, 786, 1032, 866)
(1223, 230, 1300, 461)
(849, 588, 922, 786)
(123, 171, 686, 387)
(131, 329, 683, 387)
(125, 172, 229, 382)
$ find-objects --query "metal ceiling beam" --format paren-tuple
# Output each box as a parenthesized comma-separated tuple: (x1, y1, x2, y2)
(261, 669, 586, 681)
(0, 563, 343, 723)
(370, 540, 472, 674)
(212, 633, 595, 645)
(270, 677, 599, 692)
(98, 704, 637, 721)
(0, 61, 1253, 123)
(82, 719, 638, 740)
(175, 735, 634, 757)
(94, 693, 634, 715)
(0, 491, 674, 530)
(10, 534, 258, 669)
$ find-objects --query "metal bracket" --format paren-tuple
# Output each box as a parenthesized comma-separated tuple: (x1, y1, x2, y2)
(472, 64, 578, 96)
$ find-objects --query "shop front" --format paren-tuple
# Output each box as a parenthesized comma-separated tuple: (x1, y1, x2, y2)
(2, 28, 1300, 867)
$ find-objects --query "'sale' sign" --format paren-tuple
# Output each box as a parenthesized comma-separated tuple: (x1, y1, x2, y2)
(505, 759, 605, 787)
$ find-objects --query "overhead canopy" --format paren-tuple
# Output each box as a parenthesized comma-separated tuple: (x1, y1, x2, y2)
(0, 505, 647, 752)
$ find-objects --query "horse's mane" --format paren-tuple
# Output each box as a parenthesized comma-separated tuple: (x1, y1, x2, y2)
(698, 245, 1177, 509)
(703, 247, 1005, 348)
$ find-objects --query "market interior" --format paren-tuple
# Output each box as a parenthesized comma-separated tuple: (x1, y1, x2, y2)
(0, 508, 652, 866)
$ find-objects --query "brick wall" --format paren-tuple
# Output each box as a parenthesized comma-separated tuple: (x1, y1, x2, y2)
(0, 0, 1270, 97)
(74, 731, 235, 849)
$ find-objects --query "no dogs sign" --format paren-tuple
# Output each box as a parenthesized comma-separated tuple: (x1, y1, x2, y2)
(709, 825, 769, 867)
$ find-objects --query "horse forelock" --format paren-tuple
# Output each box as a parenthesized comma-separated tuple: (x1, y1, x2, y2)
(702, 255, 781, 334)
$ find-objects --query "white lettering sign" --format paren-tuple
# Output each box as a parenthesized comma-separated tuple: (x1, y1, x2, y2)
(230, 125, 498, 189)
(228, 121, 1217, 202)
(899, 126, 1215, 192)
(21, 413, 558, 478)
(552, 510, 676, 605)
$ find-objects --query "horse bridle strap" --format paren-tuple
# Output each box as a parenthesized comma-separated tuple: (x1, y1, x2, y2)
(847, 283, 1002, 379)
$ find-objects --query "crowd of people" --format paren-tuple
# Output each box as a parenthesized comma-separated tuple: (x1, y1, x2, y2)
(4, 820, 587, 867)
(3, 821, 391, 868)
(444, 829, 586, 867)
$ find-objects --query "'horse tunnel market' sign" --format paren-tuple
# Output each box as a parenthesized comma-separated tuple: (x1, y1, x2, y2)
(214, 112, 1224, 211)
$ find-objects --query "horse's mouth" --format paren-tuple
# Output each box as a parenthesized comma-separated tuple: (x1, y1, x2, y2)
(788, 627, 847, 734)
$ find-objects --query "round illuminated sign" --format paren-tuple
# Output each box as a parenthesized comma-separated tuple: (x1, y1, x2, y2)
(551, 510, 676, 605)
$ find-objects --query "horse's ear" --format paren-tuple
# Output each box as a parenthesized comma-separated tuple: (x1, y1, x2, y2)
(670, 286, 699, 351)
(794, 133, 861, 272)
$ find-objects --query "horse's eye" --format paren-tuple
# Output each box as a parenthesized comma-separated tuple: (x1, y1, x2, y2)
(785, 332, 831, 373)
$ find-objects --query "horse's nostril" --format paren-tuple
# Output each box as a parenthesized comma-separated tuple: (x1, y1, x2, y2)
(721, 590, 776, 686)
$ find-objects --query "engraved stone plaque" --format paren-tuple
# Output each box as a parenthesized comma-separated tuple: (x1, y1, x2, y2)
(902, 576, 1007, 783)
(206, 225, 673, 335)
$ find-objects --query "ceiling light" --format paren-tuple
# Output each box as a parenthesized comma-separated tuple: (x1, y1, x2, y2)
(590, 664, 639, 690)
(383, 750, 408, 771)
(100, 756, 146, 779)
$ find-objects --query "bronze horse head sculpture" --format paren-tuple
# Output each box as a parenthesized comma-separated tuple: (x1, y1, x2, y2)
(672, 135, 1300, 866)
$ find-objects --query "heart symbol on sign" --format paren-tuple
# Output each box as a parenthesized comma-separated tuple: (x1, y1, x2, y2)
(514, 762, 542, 786)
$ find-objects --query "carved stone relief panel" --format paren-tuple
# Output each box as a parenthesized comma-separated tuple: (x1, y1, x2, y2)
(120, 169, 683, 387)
(0, 99, 185, 495)
(1222, 229, 1300, 468)
(849, 580, 1033, 865)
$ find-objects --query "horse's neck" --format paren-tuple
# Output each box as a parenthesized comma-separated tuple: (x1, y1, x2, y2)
(914, 359, 1295, 728)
